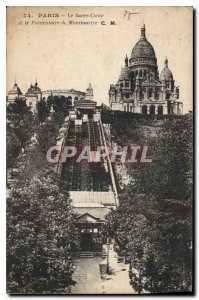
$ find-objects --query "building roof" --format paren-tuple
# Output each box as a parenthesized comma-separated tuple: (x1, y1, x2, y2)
(75, 207, 110, 221)
(119, 66, 131, 81)
(160, 57, 173, 80)
(130, 25, 156, 60)
(86, 83, 93, 93)
(26, 80, 41, 95)
(8, 82, 22, 96)
(70, 191, 116, 206)
(42, 89, 86, 96)
(74, 99, 97, 108)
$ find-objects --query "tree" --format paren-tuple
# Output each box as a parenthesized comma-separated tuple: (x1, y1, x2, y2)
(105, 116, 193, 293)
(7, 97, 31, 118)
(7, 173, 80, 294)
(7, 126, 21, 173)
(7, 98, 34, 152)
(36, 119, 60, 154)
(36, 98, 49, 124)
(16, 144, 50, 185)
(52, 96, 69, 114)
(130, 117, 192, 199)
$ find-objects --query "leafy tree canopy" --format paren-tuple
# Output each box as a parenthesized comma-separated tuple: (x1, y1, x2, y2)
(7, 173, 79, 294)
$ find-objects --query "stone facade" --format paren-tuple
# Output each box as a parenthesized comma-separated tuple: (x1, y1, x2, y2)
(109, 25, 183, 115)
(42, 83, 94, 107)
(25, 80, 42, 111)
(7, 82, 95, 111)
(7, 81, 23, 103)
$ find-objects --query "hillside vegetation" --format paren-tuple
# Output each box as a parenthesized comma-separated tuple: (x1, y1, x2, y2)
(104, 114, 193, 293)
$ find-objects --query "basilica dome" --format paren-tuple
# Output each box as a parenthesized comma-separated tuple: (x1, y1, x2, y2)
(131, 39, 156, 60)
(129, 25, 157, 68)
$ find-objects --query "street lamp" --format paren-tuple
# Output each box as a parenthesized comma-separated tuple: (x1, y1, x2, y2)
(106, 238, 110, 274)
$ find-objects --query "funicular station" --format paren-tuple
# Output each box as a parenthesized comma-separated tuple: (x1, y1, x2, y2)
(54, 93, 118, 257)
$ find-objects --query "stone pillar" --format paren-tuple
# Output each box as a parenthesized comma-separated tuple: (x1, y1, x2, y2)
(136, 105, 141, 113)
(71, 96, 74, 107)
(179, 103, 183, 115)
(173, 103, 177, 115)
(163, 104, 167, 115)
(177, 103, 183, 115)
(176, 103, 179, 114)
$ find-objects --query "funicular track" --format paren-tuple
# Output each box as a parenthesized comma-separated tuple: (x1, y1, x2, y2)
(88, 120, 97, 150)
(80, 123, 91, 190)
(88, 119, 108, 191)
(61, 117, 113, 193)
(71, 132, 82, 190)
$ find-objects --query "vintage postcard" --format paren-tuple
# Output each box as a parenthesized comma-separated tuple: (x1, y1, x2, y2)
(6, 6, 193, 294)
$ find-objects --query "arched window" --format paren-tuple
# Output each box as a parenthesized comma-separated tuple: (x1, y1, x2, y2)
(158, 106, 163, 115)
(74, 96, 78, 101)
(150, 105, 155, 115)
(135, 70, 138, 77)
(68, 96, 72, 105)
(139, 70, 142, 77)
(142, 105, 147, 114)
(144, 70, 147, 77)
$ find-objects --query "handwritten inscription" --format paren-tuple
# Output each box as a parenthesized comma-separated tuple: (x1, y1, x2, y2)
(123, 10, 140, 21)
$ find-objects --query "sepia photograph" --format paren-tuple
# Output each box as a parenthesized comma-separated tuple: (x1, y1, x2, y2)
(6, 6, 193, 295)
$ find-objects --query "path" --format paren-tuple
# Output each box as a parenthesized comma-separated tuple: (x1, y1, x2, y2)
(71, 246, 135, 294)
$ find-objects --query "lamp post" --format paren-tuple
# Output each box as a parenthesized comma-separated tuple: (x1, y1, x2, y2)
(106, 239, 110, 274)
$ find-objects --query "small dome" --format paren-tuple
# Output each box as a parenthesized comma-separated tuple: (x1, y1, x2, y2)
(26, 81, 41, 95)
(9, 82, 22, 95)
(130, 25, 156, 60)
(160, 58, 173, 80)
(119, 66, 131, 81)
(118, 55, 130, 81)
